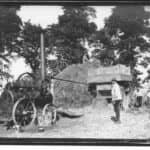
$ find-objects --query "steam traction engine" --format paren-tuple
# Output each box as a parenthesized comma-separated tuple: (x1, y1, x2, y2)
(2, 32, 56, 129)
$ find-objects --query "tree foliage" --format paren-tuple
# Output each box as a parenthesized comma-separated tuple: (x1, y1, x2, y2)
(0, 6, 22, 80)
(15, 21, 51, 73)
(15, 21, 42, 73)
(47, 6, 97, 74)
(0, 6, 22, 62)
(92, 6, 150, 87)
(12, 6, 97, 75)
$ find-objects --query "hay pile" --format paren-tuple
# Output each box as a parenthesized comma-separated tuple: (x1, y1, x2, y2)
(53, 62, 98, 108)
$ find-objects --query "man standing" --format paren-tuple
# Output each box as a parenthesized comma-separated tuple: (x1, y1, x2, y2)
(111, 78, 123, 123)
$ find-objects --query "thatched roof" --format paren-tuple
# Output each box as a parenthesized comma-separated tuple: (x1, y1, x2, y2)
(87, 64, 132, 84)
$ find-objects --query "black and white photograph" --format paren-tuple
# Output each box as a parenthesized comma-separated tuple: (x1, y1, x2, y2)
(0, 3, 150, 144)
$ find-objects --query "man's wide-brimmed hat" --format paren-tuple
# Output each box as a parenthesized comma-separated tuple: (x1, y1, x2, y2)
(111, 78, 117, 82)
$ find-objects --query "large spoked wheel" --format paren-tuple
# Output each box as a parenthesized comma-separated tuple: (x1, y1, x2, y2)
(12, 97, 37, 128)
(42, 104, 57, 126)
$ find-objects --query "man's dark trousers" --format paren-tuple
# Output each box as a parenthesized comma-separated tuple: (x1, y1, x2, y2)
(113, 100, 121, 121)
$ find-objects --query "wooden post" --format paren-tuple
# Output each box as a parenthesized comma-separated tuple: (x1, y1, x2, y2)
(40, 31, 46, 81)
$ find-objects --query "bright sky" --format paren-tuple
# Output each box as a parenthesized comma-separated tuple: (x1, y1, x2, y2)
(17, 6, 114, 29)
(10, 57, 32, 80)
(10, 6, 114, 79)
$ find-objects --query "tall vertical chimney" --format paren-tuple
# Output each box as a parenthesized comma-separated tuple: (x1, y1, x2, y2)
(40, 31, 46, 80)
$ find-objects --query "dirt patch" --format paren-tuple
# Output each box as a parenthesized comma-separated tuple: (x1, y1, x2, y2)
(1, 103, 150, 139)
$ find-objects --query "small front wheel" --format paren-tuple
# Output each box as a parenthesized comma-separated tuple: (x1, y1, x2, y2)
(12, 97, 37, 128)
(42, 104, 57, 125)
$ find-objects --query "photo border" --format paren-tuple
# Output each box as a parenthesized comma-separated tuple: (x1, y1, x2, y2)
(0, 0, 150, 146)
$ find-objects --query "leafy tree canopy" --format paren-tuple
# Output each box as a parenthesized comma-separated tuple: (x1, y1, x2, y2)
(0, 6, 22, 79)
(15, 21, 50, 73)
(92, 6, 150, 87)
(47, 6, 97, 74)
(0, 6, 22, 62)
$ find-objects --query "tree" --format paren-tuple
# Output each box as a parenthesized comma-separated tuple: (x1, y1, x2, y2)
(0, 6, 22, 79)
(16, 21, 42, 73)
(92, 6, 150, 88)
(0, 6, 22, 59)
(15, 21, 51, 74)
(47, 6, 97, 74)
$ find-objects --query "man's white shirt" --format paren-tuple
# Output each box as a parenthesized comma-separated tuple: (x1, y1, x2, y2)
(111, 82, 123, 101)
